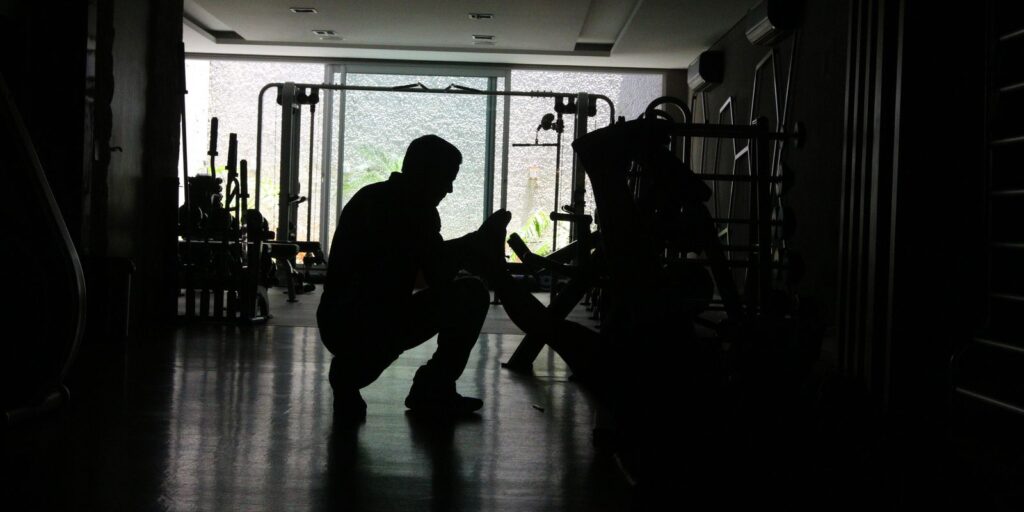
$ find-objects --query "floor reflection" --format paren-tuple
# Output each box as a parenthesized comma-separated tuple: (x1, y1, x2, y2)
(149, 323, 628, 511)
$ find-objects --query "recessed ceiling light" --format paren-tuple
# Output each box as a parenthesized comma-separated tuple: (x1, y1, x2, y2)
(472, 34, 495, 41)
(468, 13, 494, 20)
(312, 29, 337, 36)
(290, 7, 318, 14)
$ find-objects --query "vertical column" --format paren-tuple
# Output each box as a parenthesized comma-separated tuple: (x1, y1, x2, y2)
(484, 77, 497, 217)
(570, 92, 590, 259)
(753, 117, 772, 311)
(278, 82, 301, 242)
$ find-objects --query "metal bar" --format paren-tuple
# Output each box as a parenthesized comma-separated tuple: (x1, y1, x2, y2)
(484, 76, 497, 217)
(262, 81, 614, 123)
(318, 66, 335, 255)
(500, 68, 511, 211)
(699, 173, 782, 182)
(278, 83, 301, 242)
(668, 123, 795, 140)
(991, 135, 1024, 146)
(570, 92, 590, 258)
(992, 242, 1024, 249)
(512, 143, 559, 147)
(208, 117, 218, 176)
(974, 336, 1024, 355)
(991, 292, 1024, 302)
(774, 31, 801, 204)
(335, 68, 348, 239)
(999, 26, 1024, 42)
(756, 119, 773, 309)
(306, 98, 315, 242)
(999, 81, 1024, 94)
(552, 122, 563, 253)
(955, 387, 1024, 416)
(712, 217, 782, 225)
(990, 189, 1024, 197)
(255, 85, 272, 212)
(256, 76, 613, 218)
(685, 258, 788, 269)
(240, 160, 248, 215)
(179, 43, 194, 319)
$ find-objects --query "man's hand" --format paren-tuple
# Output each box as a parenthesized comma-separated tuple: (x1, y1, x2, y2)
(472, 209, 512, 278)
(479, 209, 512, 241)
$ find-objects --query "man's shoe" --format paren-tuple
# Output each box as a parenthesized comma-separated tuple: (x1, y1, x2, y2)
(405, 388, 483, 416)
(334, 388, 367, 423)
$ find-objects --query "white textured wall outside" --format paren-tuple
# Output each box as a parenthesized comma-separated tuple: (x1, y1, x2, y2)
(341, 73, 490, 241)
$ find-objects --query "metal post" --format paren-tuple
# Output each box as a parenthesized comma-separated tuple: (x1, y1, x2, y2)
(179, 43, 194, 319)
(552, 118, 563, 252)
(334, 71, 348, 239)
(319, 67, 335, 255)
(208, 117, 218, 176)
(570, 92, 590, 262)
(278, 83, 301, 242)
(484, 77, 497, 217)
(306, 99, 316, 242)
(753, 117, 772, 311)
(500, 69, 512, 211)
(240, 160, 248, 218)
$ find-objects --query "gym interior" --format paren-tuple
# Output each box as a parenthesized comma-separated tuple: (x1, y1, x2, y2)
(2, 0, 1020, 510)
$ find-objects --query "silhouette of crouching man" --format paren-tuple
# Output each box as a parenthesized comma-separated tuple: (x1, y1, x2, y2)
(317, 134, 511, 421)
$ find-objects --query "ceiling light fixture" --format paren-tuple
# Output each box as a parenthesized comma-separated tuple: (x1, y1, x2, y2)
(468, 13, 494, 20)
(472, 34, 495, 41)
(312, 29, 337, 36)
(290, 7, 318, 14)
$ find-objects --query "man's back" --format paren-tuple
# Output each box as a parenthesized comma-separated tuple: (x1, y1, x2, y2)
(318, 173, 441, 331)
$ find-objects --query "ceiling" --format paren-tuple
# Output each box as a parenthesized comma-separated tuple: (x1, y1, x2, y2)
(183, 0, 758, 69)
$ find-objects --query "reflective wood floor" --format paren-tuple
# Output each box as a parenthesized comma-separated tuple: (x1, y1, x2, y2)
(5, 293, 629, 511)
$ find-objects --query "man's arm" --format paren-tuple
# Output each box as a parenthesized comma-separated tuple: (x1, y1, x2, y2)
(418, 210, 511, 287)
(419, 232, 477, 287)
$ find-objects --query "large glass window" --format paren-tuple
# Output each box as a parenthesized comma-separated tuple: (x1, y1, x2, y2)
(502, 70, 663, 255)
(179, 60, 664, 258)
(339, 72, 492, 241)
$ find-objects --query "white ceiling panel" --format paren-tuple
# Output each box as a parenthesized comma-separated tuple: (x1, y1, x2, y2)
(184, 0, 762, 69)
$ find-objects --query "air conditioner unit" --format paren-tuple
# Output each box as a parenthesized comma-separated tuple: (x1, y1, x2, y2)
(687, 51, 724, 93)
(746, 0, 802, 46)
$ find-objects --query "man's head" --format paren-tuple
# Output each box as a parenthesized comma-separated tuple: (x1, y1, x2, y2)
(401, 135, 462, 206)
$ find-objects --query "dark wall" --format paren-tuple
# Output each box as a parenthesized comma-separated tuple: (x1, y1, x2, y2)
(98, 0, 182, 330)
(696, 0, 851, 359)
(104, 0, 150, 261)
(2, 0, 182, 354)
(0, 1, 90, 247)
(887, 2, 987, 420)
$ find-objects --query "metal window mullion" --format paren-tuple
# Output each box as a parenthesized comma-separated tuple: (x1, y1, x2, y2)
(484, 76, 497, 217)
(334, 66, 348, 241)
(319, 64, 335, 255)
(500, 68, 512, 211)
